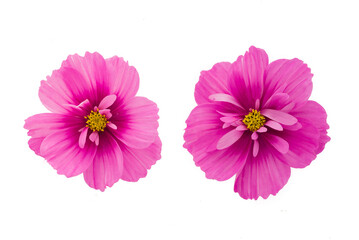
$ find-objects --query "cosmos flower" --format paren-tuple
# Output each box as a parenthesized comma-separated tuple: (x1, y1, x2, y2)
(184, 46, 330, 199)
(25, 52, 161, 191)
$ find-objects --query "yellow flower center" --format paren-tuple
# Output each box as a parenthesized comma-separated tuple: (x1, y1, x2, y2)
(85, 110, 109, 132)
(242, 109, 266, 132)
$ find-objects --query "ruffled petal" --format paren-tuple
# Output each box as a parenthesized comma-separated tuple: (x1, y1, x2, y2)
(194, 133, 251, 181)
(39, 52, 108, 113)
(275, 100, 330, 168)
(263, 58, 313, 110)
(276, 122, 319, 168)
(184, 103, 251, 180)
(228, 46, 269, 109)
(24, 113, 83, 155)
(83, 132, 123, 191)
(105, 56, 139, 102)
(61, 52, 108, 103)
(234, 139, 291, 199)
(120, 136, 162, 182)
(291, 100, 330, 154)
(184, 104, 231, 155)
(40, 127, 97, 177)
(111, 97, 159, 149)
(195, 62, 231, 105)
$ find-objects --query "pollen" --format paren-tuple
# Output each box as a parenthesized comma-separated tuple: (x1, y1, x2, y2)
(85, 110, 109, 132)
(242, 109, 266, 132)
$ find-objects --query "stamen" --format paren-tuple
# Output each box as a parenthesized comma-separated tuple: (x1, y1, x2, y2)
(84, 110, 109, 132)
(242, 109, 266, 132)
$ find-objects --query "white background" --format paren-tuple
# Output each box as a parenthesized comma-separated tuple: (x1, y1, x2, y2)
(0, 0, 358, 239)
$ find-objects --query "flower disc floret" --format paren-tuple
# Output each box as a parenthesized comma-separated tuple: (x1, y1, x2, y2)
(85, 110, 109, 132)
(242, 109, 266, 132)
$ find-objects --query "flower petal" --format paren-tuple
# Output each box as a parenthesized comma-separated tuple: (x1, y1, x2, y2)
(78, 127, 89, 149)
(98, 95, 117, 110)
(263, 133, 289, 154)
(261, 109, 297, 126)
(194, 133, 251, 181)
(276, 123, 319, 168)
(234, 140, 291, 199)
(40, 127, 97, 177)
(217, 129, 245, 150)
(195, 62, 231, 104)
(120, 136, 162, 182)
(228, 46, 268, 109)
(209, 93, 244, 109)
(111, 97, 159, 149)
(105, 56, 139, 102)
(24, 113, 83, 155)
(263, 58, 313, 110)
(291, 100, 330, 154)
(83, 132, 123, 191)
(61, 52, 108, 103)
(275, 101, 330, 168)
(184, 104, 232, 154)
(265, 120, 283, 131)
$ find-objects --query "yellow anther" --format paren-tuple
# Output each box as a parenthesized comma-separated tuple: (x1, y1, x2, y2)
(242, 109, 266, 132)
(85, 110, 109, 132)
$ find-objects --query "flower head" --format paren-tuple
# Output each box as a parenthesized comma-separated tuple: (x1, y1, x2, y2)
(25, 52, 161, 191)
(184, 46, 330, 199)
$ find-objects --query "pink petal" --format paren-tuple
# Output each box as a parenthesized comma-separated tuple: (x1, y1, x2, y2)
(111, 97, 159, 149)
(275, 101, 330, 168)
(99, 109, 112, 119)
(291, 100, 330, 154)
(261, 109, 297, 125)
(253, 140, 259, 157)
(264, 133, 289, 154)
(105, 56, 139, 101)
(220, 116, 238, 123)
(194, 134, 251, 181)
(251, 132, 258, 140)
(78, 127, 89, 149)
(217, 129, 245, 150)
(194, 62, 231, 105)
(89, 131, 99, 146)
(236, 125, 248, 131)
(184, 104, 232, 154)
(62, 52, 108, 102)
(63, 99, 92, 116)
(263, 58, 313, 110)
(120, 136, 162, 182)
(265, 120, 283, 131)
(262, 93, 289, 110)
(209, 93, 244, 109)
(28, 138, 44, 156)
(38, 79, 73, 114)
(40, 127, 97, 177)
(24, 113, 83, 155)
(228, 46, 268, 109)
(107, 122, 117, 130)
(83, 132, 123, 191)
(257, 126, 267, 133)
(275, 122, 319, 168)
(284, 122, 302, 131)
(234, 144, 291, 200)
(98, 95, 117, 110)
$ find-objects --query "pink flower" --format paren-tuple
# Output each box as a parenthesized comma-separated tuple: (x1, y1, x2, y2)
(184, 46, 330, 199)
(24, 52, 161, 191)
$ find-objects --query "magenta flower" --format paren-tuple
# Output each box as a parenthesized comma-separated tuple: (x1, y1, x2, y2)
(25, 52, 161, 191)
(184, 46, 330, 199)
